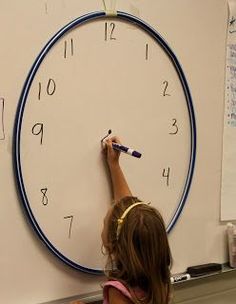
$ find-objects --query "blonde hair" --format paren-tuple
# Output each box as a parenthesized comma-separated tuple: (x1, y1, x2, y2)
(104, 196, 172, 304)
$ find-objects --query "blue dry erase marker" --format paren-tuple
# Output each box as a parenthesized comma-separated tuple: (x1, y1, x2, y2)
(170, 273, 191, 283)
(112, 143, 142, 158)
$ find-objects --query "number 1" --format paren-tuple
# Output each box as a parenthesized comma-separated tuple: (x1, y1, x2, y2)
(145, 43, 149, 60)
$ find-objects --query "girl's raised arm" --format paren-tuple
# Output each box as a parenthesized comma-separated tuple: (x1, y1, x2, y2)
(103, 136, 132, 201)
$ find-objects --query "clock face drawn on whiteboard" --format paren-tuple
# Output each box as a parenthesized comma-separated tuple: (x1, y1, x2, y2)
(13, 11, 196, 274)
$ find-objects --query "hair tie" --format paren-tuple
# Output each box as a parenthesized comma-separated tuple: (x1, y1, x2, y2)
(116, 202, 148, 240)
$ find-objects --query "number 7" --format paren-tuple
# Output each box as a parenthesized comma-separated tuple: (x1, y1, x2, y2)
(64, 215, 74, 239)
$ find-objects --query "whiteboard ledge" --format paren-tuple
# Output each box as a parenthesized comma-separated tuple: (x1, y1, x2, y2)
(39, 264, 236, 303)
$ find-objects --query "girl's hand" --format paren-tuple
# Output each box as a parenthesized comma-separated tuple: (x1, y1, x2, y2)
(103, 136, 121, 168)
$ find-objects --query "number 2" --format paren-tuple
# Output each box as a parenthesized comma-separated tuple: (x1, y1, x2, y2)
(162, 80, 171, 96)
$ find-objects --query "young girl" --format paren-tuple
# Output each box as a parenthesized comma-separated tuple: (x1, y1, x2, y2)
(73, 136, 172, 304)
(101, 136, 172, 304)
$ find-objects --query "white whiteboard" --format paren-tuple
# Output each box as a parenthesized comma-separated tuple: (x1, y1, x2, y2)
(0, 1, 232, 303)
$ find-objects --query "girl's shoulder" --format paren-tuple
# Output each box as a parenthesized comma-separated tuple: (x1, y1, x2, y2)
(103, 280, 133, 303)
(103, 280, 145, 304)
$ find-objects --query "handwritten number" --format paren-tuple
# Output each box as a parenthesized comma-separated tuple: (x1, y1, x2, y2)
(162, 167, 170, 186)
(41, 188, 48, 206)
(105, 22, 116, 41)
(38, 82, 42, 100)
(0, 97, 5, 140)
(64, 38, 74, 58)
(32, 123, 44, 144)
(105, 22, 108, 41)
(110, 23, 116, 40)
(163, 81, 171, 96)
(38, 79, 56, 100)
(145, 43, 149, 60)
(46, 79, 56, 95)
(64, 215, 74, 239)
(169, 119, 178, 135)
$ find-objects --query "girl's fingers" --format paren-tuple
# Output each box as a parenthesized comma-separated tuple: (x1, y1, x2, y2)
(102, 136, 122, 160)
(109, 136, 121, 145)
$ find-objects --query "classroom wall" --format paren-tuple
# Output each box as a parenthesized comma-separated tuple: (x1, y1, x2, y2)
(1, 0, 236, 303)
